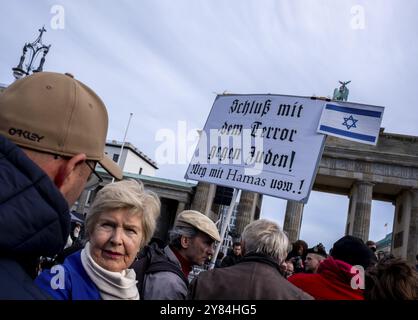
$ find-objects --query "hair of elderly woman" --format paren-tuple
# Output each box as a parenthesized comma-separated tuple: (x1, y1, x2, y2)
(85, 179, 160, 249)
(241, 219, 289, 263)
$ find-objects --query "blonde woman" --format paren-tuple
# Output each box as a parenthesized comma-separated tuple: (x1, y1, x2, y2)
(35, 180, 160, 300)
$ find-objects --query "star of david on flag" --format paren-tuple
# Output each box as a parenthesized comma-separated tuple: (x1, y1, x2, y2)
(317, 103, 384, 145)
(342, 115, 358, 130)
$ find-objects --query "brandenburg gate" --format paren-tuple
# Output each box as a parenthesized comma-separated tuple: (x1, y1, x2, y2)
(284, 130, 418, 264)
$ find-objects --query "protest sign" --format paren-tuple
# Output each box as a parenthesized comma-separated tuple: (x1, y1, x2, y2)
(185, 94, 327, 203)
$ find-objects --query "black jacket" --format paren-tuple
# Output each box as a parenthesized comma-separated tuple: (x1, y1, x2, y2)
(220, 253, 242, 268)
(0, 135, 70, 299)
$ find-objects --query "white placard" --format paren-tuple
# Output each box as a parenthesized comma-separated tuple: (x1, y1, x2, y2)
(185, 94, 327, 203)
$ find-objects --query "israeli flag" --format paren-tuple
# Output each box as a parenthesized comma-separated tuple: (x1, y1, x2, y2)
(317, 103, 384, 145)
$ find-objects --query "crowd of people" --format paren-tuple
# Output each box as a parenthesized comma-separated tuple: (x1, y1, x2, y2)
(0, 72, 417, 300)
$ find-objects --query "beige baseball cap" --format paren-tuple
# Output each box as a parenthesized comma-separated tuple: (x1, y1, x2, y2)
(0, 72, 122, 179)
(175, 210, 221, 242)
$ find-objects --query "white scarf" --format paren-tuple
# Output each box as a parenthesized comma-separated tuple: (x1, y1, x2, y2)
(80, 242, 139, 300)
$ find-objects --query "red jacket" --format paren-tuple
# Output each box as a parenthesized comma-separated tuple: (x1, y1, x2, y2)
(288, 257, 364, 300)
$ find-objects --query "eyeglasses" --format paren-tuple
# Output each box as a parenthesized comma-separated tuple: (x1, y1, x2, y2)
(84, 161, 103, 190)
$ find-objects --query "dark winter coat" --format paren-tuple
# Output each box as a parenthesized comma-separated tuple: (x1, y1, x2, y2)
(220, 253, 242, 268)
(0, 134, 70, 299)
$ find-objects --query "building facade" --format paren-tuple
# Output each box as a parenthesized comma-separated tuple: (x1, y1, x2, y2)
(376, 233, 392, 255)
(104, 140, 158, 176)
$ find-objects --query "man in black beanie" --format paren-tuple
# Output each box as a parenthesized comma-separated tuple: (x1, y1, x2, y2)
(330, 235, 377, 269)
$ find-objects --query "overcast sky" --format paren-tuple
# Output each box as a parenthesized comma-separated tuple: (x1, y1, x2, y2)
(1, 0, 416, 251)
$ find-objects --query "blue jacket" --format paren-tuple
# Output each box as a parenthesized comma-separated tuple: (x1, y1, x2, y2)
(35, 250, 101, 300)
(0, 134, 70, 299)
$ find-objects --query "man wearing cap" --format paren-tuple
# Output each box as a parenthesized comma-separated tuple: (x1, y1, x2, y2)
(289, 235, 377, 300)
(141, 210, 220, 300)
(0, 72, 122, 299)
(304, 243, 327, 273)
(188, 219, 313, 300)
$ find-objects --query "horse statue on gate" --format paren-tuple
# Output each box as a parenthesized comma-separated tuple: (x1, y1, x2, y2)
(333, 80, 351, 101)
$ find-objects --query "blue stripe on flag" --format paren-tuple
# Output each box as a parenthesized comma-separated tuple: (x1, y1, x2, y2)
(319, 125, 376, 142)
(325, 104, 382, 118)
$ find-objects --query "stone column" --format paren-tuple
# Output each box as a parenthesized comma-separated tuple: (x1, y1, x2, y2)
(190, 182, 213, 214)
(283, 200, 304, 244)
(202, 184, 216, 219)
(175, 201, 186, 218)
(209, 202, 222, 222)
(407, 189, 418, 264)
(351, 181, 374, 242)
(345, 186, 358, 235)
(235, 191, 258, 236)
(252, 193, 263, 221)
(392, 190, 408, 258)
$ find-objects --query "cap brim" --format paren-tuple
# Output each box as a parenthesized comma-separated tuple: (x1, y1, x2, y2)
(99, 154, 123, 180)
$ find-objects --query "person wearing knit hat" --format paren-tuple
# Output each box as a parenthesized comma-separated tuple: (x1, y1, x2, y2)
(304, 243, 328, 273)
(331, 235, 377, 269)
(0, 72, 121, 299)
(289, 236, 376, 300)
(140, 210, 220, 300)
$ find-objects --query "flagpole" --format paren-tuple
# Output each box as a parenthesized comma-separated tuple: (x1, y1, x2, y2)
(208, 188, 241, 270)
(112, 112, 133, 183)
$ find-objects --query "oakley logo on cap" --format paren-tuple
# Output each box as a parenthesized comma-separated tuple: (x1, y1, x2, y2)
(9, 128, 44, 142)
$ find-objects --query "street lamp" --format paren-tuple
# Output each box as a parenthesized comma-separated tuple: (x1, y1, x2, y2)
(12, 26, 51, 80)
